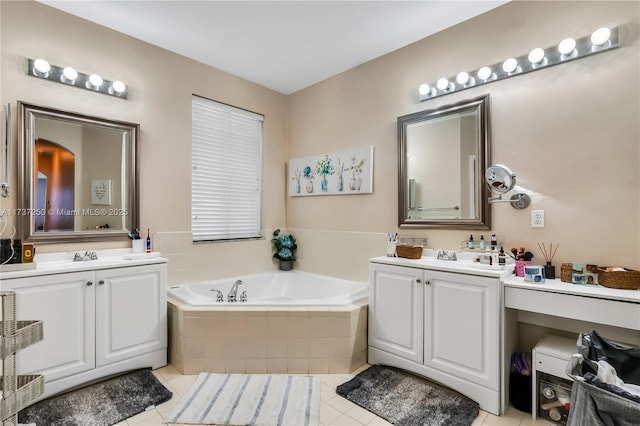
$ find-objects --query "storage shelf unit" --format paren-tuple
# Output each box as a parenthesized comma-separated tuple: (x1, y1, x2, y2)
(0, 292, 44, 425)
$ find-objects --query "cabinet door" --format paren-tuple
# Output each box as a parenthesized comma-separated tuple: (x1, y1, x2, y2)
(95, 264, 167, 367)
(2, 272, 96, 381)
(368, 263, 423, 363)
(424, 270, 499, 389)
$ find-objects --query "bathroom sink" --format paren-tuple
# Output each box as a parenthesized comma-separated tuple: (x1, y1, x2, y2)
(458, 256, 516, 271)
(463, 262, 510, 271)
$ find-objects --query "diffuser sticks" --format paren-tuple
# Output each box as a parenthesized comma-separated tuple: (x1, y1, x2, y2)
(538, 242, 559, 279)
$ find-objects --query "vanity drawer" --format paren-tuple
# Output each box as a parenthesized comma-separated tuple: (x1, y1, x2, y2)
(535, 353, 572, 378)
(504, 287, 640, 330)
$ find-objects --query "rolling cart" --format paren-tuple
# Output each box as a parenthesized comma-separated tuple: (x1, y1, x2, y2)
(0, 291, 44, 426)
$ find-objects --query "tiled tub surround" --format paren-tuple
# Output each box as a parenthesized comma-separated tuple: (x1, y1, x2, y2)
(168, 302, 368, 375)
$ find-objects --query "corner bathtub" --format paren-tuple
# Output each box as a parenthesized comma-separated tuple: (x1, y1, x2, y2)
(167, 270, 369, 375)
(167, 270, 368, 307)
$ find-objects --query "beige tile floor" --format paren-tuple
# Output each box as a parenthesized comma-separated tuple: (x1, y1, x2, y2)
(115, 364, 555, 426)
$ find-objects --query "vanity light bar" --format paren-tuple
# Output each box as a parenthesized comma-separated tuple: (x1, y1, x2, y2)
(27, 58, 128, 100)
(418, 26, 619, 102)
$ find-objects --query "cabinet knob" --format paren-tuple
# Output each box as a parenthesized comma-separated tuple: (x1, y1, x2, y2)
(87, 281, 93, 286)
(98, 280, 105, 285)
(425, 280, 431, 285)
(416, 278, 421, 283)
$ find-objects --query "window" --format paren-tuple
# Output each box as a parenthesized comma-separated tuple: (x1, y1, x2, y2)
(191, 95, 263, 241)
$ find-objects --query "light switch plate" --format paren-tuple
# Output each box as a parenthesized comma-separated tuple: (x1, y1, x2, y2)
(531, 210, 545, 228)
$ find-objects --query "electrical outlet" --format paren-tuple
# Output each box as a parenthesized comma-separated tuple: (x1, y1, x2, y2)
(531, 210, 545, 228)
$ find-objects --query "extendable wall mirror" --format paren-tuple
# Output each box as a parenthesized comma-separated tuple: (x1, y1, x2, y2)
(485, 164, 530, 209)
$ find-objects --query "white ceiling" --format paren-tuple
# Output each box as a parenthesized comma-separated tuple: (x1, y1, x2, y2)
(38, 1, 509, 95)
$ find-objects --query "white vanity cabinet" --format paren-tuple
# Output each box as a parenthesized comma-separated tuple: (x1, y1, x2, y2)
(368, 263, 424, 363)
(423, 269, 499, 393)
(368, 258, 505, 415)
(1, 257, 168, 400)
(2, 271, 96, 383)
(95, 265, 167, 367)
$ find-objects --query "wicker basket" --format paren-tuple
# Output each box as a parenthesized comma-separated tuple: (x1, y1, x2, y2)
(560, 263, 573, 283)
(396, 245, 423, 259)
(597, 267, 640, 290)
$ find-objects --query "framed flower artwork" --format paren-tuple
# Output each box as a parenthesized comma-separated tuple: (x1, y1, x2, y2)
(288, 145, 373, 196)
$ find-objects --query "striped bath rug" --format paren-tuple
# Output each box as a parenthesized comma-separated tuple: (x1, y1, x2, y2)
(166, 373, 320, 425)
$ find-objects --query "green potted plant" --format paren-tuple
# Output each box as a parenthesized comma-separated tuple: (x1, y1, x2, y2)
(272, 229, 297, 271)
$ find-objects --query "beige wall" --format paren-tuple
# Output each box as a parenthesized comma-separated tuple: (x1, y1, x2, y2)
(288, 1, 640, 281)
(0, 1, 288, 284)
(1, 1, 638, 286)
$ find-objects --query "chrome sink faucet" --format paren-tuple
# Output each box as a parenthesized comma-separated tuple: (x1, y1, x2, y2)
(436, 250, 457, 261)
(227, 280, 243, 302)
(73, 251, 98, 261)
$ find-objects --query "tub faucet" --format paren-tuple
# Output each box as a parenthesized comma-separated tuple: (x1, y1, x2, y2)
(227, 280, 243, 302)
(210, 289, 224, 302)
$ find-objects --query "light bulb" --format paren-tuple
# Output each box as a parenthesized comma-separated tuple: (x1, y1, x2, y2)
(558, 38, 576, 55)
(456, 72, 469, 85)
(528, 48, 545, 65)
(62, 66, 78, 83)
(88, 74, 103, 89)
(418, 83, 431, 96)
(502, 58, 518, 73)
(477, 66, 492, 81)
(33, 59, 51, 75)
(111, 80, 126, 94)
(436, 77, 450, 91)
(591, 27, 611, 46)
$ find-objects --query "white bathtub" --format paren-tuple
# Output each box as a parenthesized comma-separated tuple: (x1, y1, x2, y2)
(167, 270, 370, 374)
(167, 270, 368, 307)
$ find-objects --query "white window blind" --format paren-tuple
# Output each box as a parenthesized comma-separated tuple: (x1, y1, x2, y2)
(191, 95, 263, 241)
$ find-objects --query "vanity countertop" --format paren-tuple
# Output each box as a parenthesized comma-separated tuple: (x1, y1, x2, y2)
(370, 255, 514, 279)
(504, 275, 640, 304)
(0, 248, 168, 280)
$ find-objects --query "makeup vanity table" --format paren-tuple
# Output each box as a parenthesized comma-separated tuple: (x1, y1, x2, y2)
(503, 275, 639, 418)
(503, 276, 639, 336)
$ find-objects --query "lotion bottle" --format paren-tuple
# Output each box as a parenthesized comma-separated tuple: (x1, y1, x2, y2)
(146, 228, 151, 254)
(498, 246, 506, 266)
(468, 235, 475, 250)
(479, 235, 486, 250)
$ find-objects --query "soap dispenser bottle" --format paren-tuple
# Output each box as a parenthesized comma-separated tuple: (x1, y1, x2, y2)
(146, 228, 151, 254)
(468, 235, 475, 250)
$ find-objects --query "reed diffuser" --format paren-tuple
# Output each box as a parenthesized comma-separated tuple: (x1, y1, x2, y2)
(538, 242, 559, 279)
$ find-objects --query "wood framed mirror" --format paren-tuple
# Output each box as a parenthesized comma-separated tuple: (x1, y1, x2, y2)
(398, 94, 491, 229)
(17, 101, 139, 244)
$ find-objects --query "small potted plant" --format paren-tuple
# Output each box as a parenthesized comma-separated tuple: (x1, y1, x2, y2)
(272, 229, 297, 271)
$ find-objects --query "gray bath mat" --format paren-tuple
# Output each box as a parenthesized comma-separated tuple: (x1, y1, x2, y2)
(18, 368, 172, 426)
(336, 365, 479, 426)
